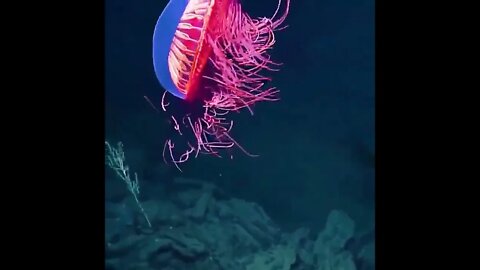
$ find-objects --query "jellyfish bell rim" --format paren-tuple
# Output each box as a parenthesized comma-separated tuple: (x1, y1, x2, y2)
(152, 0, 189, 100)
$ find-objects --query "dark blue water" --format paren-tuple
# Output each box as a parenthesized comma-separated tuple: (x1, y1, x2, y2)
(106, 0, 375, 269)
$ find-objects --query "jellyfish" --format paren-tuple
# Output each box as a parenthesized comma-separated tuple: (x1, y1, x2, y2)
(152, 0, 290, 171)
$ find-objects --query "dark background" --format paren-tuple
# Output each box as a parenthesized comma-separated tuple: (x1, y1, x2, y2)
(106, 0, 374, 234)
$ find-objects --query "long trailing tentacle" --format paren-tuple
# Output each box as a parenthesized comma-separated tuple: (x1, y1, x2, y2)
(162, 0, 290, 170)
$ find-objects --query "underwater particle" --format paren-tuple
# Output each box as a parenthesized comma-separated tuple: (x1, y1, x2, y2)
(152, 0, 290, 170)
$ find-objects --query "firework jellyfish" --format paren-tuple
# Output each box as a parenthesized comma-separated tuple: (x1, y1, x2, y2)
(152, 0, 290, 171)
